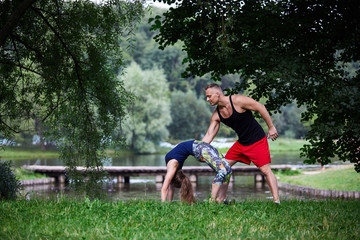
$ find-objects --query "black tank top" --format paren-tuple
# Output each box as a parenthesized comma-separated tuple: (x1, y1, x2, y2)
(217, 95, 265, 146)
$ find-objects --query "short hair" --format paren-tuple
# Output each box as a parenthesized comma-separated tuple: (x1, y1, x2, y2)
(204, 83, 222, 91)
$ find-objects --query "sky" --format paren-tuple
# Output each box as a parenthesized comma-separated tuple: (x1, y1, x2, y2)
(145, 0, 177, 9)
(89, 0, 177, 9)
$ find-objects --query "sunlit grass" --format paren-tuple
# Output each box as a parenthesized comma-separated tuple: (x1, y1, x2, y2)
(0, 199, 358, 239)
(14, 168, 48, 180)
(217, 138, 308, 154)
(268, 137, 308, 152)
(277, 165, 360, 191)
(0, 147, 59, 159)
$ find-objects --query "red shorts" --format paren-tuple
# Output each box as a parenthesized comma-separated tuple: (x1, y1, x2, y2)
(225, 136, 271, 167)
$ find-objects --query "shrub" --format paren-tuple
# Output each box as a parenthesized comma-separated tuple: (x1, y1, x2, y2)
(0, 161, 21, 200)
(274, 168, 302, 176)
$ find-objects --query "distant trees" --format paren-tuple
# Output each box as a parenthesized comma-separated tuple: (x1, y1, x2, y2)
(272, 104, 311, 139)
(168, 91, 212, 140)
(121, 62, 171, 153)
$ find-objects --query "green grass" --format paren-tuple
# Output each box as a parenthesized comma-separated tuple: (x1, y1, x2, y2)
(276, 166, 360, 191)
(217, 138, 307, 154)
(0, 148, 59, 159)
(268, 138, 308, 152)
(0, 199, 358, 239)
(14, 168, 48, 180)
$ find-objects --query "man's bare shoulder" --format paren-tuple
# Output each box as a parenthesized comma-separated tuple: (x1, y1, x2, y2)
(231, 95, 252, 105)
(211, 109, 221, 121)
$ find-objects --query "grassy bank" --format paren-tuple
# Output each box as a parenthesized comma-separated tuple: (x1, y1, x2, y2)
(14, 168, 48, 180)
(0, 199, 358, 239)
(0, 147, 59, 159)
(268, 138, 308, 152)
(276, 166, 360, 191)
(217, 138, 307, 154)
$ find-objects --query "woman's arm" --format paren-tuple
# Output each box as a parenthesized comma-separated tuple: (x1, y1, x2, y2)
(168, 183, 175, 202)
(161, 160, 178, 202)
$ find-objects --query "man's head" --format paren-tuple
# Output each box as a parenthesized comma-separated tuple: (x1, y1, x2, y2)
(204, 83, 223, 106)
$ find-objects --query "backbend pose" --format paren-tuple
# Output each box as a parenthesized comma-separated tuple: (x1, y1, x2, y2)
(161, 140, 232, 204)
(202, 83, 280, 204)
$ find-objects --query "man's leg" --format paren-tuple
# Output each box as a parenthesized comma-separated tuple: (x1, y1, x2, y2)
(259, 163, 280, 202)
(216, 160, 237, 203)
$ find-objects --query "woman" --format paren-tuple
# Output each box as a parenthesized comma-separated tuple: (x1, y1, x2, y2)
(161, 140, 232, 204)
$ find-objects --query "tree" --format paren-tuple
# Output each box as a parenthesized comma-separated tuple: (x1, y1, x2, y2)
(0, 0, 145, 192)
(151, 0, 360, 172)
(168, 91, 212, 140)
(123, 7, 191, 91)
(120, 61, 171, 153)
(272, 103, 310, 139)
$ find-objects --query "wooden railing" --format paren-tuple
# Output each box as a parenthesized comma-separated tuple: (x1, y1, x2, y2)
(21, 165, 293, 183)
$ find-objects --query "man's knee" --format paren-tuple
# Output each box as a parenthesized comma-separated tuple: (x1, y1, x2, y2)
(226, 159, 237, 166)
(259, 163, 273, 176)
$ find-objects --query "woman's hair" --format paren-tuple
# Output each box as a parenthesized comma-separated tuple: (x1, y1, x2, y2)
(171, 170, 196, 204)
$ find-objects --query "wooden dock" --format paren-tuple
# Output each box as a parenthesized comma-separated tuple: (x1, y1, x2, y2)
(21, 165, 292, 184)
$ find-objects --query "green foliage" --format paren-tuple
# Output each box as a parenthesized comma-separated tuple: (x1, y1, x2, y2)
(0, 0, 145, 194)
(0, 161, 21, 200)
(126, 8, 244, 94)
(168, 91, 212, 139)
(272, 103, 311, 139)
(124, 7, 190, 91)
(274, 169, 302, 177)
(0, 199, 359, 239)
(14, 168, 47, 180)
(151, 0, 360, 170)
(121, 61, 171, 153)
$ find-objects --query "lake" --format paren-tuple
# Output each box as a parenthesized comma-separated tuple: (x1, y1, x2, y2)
(11, 152, 349, 202)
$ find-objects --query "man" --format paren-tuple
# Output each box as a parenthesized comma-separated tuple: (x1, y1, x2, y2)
(202, 83, 280, 204)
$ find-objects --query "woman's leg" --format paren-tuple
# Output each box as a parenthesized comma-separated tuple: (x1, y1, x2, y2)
(195, 142, 232, 202)
(215, 160, 237, 203)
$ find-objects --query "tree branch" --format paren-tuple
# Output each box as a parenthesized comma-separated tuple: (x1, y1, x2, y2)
(31, 6, 83, 81)
(32, 5, 97, 151)
(10, 33, 45, 60)
(0, 0, 38, 46)
(0, 118, 20, 134)
(41, 95, 69, 123)
(10, 35, 23, 78)
(0, 61, 53, 82)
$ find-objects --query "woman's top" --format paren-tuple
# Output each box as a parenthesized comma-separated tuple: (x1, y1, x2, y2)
(165, 140, 195, 169)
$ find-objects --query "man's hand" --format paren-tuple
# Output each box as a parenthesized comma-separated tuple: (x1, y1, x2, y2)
(267, 126, 279, 141)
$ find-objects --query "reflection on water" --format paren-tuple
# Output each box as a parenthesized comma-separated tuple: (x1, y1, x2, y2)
(20, 175, 308, 202)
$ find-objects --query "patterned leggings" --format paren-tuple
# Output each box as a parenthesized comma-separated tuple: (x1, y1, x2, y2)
(193, 140, 232, 185)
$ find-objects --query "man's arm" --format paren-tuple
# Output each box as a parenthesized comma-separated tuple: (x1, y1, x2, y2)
(202, 111, 221, 144)
(235, 95, 278, 141)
